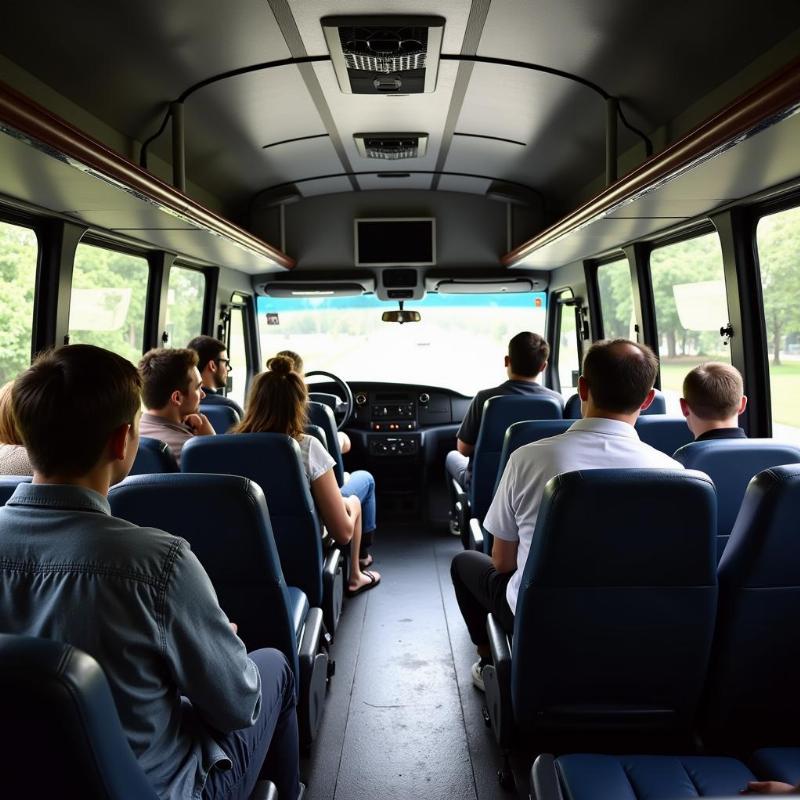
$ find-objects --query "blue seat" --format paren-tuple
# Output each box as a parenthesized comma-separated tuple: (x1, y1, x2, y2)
(305, 423, 328, 450)
(200, 403, 240, 433)
(307, 401, 345, 486)
(530, 753, 755, 800)
(109, 472, 328, 746)
(703, 464, 800, 748)
(673, 439, 800, 560)
(457, 395, 562, 550)
(0, 633, 160, 799)
(635, 415, 694, 454)
(181, 433, 343, 638)
(483, 469, 717, 753)
(564, 388, 667, 419)
(200, 390, 244, 417)
(309, 392, 339, 412)
(129, 437, 178, 475)
(0, 475, 31, 505)
(471, 419, 573, 552)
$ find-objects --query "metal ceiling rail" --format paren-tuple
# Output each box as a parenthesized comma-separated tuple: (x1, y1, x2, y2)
(502, 56, 800, 268)
(0, 79, 295, 270)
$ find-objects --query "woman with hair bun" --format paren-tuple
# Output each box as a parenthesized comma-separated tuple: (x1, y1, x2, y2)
(234, 356, 380, 595)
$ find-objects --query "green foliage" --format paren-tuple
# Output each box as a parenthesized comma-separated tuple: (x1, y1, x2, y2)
(597, 259, 633, 338)
(166, 267, 205, 348)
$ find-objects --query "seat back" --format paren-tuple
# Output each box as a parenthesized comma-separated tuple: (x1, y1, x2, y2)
(200, 390, 244, 417)
(181, 433, 324, 608)
(129, 437, 178, 476)
(470, 395, 563, 520)
(0, 633, 158, 799)
(513, 468, 717, 735)
(673, 439, 800, 560)
(634, 416, 693, 455)
(564, 388, 667, 419)
(308, 392, 339, 412)
(305, 423, 328, 449)
(497, 420, 575, 485)
(0, 475, 31, 506)
(200, 403, 240, 434)
(704, 465, 800, 746)
(307, 401, 344, 486)
(108, 473, 298, 683)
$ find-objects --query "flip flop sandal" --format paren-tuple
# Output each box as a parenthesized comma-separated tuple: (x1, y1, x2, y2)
(346, 570, 381, 597)
(359, 554, 374, 569)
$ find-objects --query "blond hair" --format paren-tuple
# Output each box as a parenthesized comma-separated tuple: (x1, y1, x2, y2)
(0, 381, 23, 445)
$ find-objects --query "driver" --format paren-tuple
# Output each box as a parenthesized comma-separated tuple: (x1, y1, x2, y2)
(275, 350, 378, 572)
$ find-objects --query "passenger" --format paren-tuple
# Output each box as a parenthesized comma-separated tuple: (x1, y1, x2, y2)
(744, 780, 800, 794)
(451, 339, 683, 691)
(234, 355, 381, 595)
(0, 380, 33, 475)
(187, 335, 244, 416)
(0, 344, 300, 800)
(681, 362, 748, 440)
(138, 347, 215, 464)
(445, 331, 562, 494)
(276, 349, 378, 569)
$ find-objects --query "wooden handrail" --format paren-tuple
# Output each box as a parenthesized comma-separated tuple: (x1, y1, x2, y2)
(502, 56, 800, 267)
(0, 80, 295, 270)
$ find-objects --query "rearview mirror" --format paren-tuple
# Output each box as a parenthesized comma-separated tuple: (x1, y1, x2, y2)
(382, 309, 421, 324)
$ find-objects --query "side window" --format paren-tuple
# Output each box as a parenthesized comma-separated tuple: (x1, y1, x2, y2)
(167, 266, 205, 347)
(0, 220, 38, 383)
(555, 291, 580, 397)
(227, 301, 249, 408)
(756, 205, 800, 440)
(649, 232, 729, 414)
(68, 243, 148, 364)
(596, 257, 635, 339)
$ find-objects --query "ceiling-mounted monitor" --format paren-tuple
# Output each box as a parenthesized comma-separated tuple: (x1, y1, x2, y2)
(355, 218, 436, 267)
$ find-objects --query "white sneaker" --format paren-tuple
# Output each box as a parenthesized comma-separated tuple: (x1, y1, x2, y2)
(471, 658, 488, 691)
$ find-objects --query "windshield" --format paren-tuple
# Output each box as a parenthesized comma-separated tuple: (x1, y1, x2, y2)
(258, 293, 547, 396)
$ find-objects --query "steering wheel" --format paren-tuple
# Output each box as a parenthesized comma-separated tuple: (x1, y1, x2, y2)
(305, 370, 354, 431)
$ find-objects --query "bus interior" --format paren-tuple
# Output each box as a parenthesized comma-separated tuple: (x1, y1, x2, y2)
(2, 1, 800, 798)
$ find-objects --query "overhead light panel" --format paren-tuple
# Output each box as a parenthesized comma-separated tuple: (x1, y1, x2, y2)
(322, 16, 445, 94)
(354, 133, 428, 160)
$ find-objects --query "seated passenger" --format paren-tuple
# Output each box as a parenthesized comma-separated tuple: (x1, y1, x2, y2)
(139, 347, 215, 463)
(0, 344, 300, 800)
(745, 780, 800, 794)
(451, 339, 683, 691)
(187, 335, 244, 416)
(234, 356, 381, 594)
(276, 349, 377, 569)
(681, 362, 748, 440)
(0, 380, 33, 475)
(445, 331, 562, 492)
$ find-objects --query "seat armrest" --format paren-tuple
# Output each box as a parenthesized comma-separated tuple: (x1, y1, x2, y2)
(249, 780, 278, 800)
(452, 478, 470, 542)
(483, 612, 514, 748)
(469, 517, 485, 551)
(487, 613, 512, 673)
(298, 607, 324, 661)
(322, 547, 343, 636)
(530, 755, 564, 800)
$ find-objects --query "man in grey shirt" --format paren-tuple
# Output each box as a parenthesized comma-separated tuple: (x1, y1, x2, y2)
(0, 345, 300, 800)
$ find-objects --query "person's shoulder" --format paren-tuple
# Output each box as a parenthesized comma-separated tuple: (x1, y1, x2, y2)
(633, 440, 686, 468)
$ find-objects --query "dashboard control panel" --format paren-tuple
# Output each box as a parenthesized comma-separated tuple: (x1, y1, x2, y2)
(368, 435, 418, 457)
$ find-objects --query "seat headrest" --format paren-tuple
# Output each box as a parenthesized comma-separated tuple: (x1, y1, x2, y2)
(0, 475, 32, 506)
(524, 468, 717, 586)
(199, 403, 240, 434)
(634, 416, 694, 454)
(565, 389, 666, 419)
(479, 395, 563, 446)
(130, 437, 178, 475)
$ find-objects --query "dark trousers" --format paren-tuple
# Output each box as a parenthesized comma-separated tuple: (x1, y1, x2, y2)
(203, 648, 300, 800)
(451, 550, 515, 647)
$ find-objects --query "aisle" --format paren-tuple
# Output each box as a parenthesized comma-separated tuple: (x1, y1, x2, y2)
(301, 525, 529, 800)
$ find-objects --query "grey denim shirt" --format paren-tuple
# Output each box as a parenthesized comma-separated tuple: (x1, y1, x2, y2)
(0, 483, 261, 799)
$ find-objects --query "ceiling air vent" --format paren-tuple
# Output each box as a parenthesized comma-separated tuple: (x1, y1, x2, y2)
(354, 133, 429, 160)
(322, 16, 445, 94)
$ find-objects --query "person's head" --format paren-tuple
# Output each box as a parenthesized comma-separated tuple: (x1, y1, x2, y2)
(505, 332, 550, 379)
(234, 355, 307, 439)
(187, 335, 230, 390)
(579, 339, 659, 418)
(680, 362, 747, 437)
(139, 348, 204, 417)
(276, 350, 303, 376)
(12, 345, 141, 482)
(0, 381, 24, 446)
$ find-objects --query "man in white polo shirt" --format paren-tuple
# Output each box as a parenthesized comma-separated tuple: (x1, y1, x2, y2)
(450, 338, 683, 691)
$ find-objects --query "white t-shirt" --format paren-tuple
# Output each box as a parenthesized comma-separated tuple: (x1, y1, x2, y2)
(484, 416, 685, 614)
(297, 435, 336, 483)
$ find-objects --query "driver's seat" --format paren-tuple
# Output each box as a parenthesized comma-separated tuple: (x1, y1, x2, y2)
(307, 401, 345, 487)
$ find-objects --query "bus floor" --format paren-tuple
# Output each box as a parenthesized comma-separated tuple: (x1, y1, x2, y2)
(301, 522, 530, 800)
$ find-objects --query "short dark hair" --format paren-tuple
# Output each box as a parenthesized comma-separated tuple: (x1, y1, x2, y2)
(12, 345, 141, 476)
(683, 362, 743, 420)
(139, 348, 198, 410)
(187, 335, 226, 375)
(582, 339, 659, 413)
(507, 332, 550, 377)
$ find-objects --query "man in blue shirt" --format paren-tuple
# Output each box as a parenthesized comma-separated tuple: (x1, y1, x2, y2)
(0, 344, 300, 800)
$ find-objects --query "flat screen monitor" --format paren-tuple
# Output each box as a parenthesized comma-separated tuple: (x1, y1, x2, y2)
(355, 218, 436, 266)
